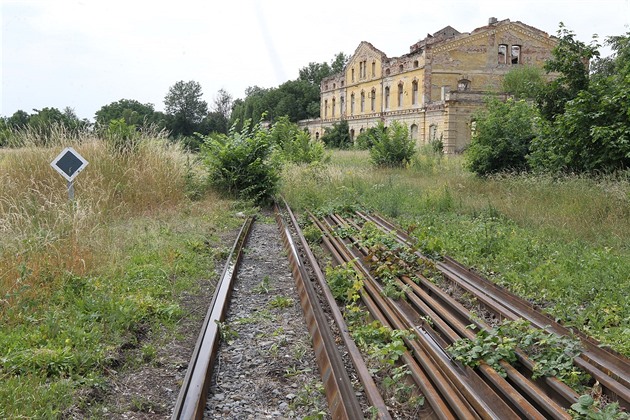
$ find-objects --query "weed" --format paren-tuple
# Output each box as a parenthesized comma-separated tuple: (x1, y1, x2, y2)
(253, 275, 271, 294)
(269, 295, 293, 309)
(215, 321, 238, 344)
(570, 394, 629, 419)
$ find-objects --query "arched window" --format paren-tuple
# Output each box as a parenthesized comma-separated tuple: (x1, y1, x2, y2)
(370, 88, 376, 111)
(412, 80, 418, 105)
(457, 79, 471, 91)
(398, 83, 404, 108)
(351, 68, 355, 82)
(385, 68, 391, 76)
(385, 86, 390, 109)
(399, 64, 404, 73)
(315, 132, 320, 140)
(511, 45, 521, 64)
(324, 100, 328, 118)
(372, 61, 376, 77)
(332, 97, 336, 117)
(410, 124, 418, 140)
(429, 124, 438, 140)
(361, 91, 365, 112)
(498, 44, 507, 64)
(350, 93, 355, 115)
(340, 96, 345, 115)
(350, 128, 355, 141)
(413, 60, 419, 68)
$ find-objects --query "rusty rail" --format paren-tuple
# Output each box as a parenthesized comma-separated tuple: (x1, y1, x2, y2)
(171, 216, 254, 420)
(274, 203, 364, 419)
(357, 210, 630, 410)
(308, 209, 630, 418)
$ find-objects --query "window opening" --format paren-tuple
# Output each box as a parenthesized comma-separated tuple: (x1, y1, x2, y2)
(498, 44, 507, 64)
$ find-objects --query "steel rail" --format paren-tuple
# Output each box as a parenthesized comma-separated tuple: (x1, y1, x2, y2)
(318, 214, 523, 419)
(356, 210, 630, 409)
(280, 201, 393, 419)
(273, 204, 364, 420)
(171, 216, 255, 420)
(326, 213, 551, 420)
(310, 214, 459, 419)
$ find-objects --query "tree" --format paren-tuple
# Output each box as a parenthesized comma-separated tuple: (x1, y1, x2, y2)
(465, 98, 537, 176)
(164, 80, 208, 137)
(502, 65, 545, 100)
(537, 23, 600, 121)
(529, 32, 630, 173)
(95, 99, 161, 128)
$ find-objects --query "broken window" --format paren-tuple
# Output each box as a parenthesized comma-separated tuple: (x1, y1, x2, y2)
(457, 79, 471, 91)
(385, 86, 390, 109)
(361, 91, 365, 112)
(413, 60, 419, 68)
(372, 61, 376, 77)
(351, 68, 355, 83)
(398, 83, 403, 107)
(386, 68, 391, 76)
(350, 94, 355, 115)
(511, 45, 521, 64)
(324, 100, 328, 118)
(399, 64, 404, 73)
(498, 44, 507, 64)
(340, 96, 344, 115)
(332, 97, 336, 117)
(371, 88, 376, 111)
(412, 80, 419, 105)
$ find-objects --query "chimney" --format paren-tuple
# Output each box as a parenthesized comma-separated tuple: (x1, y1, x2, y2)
(489, 17, 498, 25)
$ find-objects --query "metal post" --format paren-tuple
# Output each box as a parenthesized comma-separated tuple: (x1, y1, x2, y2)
(67, 180, 75, 201)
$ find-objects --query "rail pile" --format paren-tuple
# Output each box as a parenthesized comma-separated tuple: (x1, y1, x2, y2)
(304, 208, 630, 419)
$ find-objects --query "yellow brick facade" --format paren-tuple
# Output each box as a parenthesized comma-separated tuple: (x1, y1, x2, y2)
(302, 18, 557, 153)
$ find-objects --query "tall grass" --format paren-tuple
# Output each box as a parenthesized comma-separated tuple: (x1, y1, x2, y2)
(281, 149, 630, 355)
(0, 128, 241, 417)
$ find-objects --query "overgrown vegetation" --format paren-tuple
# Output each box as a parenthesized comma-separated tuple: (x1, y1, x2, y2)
(468, 27, 630, 175)
(0, 130, 244, 417)
(368, 121, 416, 168)
(281, 150, 630, 356)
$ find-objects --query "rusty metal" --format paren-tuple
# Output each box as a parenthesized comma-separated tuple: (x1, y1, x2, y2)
(282, 202, 392, 419)
(172, 216, 254, 420)
(358, 210, 630, 409)
(274, 204, 364, 420)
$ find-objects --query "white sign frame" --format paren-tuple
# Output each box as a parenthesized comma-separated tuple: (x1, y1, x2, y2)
(50, 147, 89, 182)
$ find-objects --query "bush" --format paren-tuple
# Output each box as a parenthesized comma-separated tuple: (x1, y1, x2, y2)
(465, 98, 536, 176)
(270, 116, 329, 164)
(355, 125, 386, 150)
(369, 121, 415, 167)
(321, 119, 352, 149)
(201, 119, 280, 204)
(104, 118, 139, 154)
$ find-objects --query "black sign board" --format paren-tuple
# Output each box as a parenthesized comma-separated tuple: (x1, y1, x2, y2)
(51, 147, 88, 182)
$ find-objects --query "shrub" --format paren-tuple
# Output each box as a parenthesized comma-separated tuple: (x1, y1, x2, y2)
(355, 124, 386, 150)
(369, 121, 415, 167)
(104, 118, 139, 154)
(270, 116, 329, 164)
(321, 119, 352, 149)
(201, 119, 280, 204)
(465, 98, 536, 176)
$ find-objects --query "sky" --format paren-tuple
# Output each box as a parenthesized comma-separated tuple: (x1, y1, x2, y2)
(2, 0, 629, 121)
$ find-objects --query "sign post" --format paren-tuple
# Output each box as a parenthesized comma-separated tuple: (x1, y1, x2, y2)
(50, 147, 89, 201)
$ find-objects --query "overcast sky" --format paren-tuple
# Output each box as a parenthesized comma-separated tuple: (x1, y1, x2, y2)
(2, 0, 629, 121)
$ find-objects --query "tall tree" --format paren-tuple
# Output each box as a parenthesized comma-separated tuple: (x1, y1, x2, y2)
(164, 80, 208, 137)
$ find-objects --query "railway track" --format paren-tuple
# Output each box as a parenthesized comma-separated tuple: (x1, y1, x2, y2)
(172, 204, 630, 419)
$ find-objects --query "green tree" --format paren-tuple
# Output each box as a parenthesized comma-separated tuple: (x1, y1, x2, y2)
(6, 110, 30, 129)
(502, 65, 545, 100)
(537, 23, 600, 121)
(465, 98, 537, 176)
(269, 116, 328, 164)
(164, 80, 208, 137)
(369, 121, 416, 167)
(529, 32, 630, 173)
(95, 99, 161, 128)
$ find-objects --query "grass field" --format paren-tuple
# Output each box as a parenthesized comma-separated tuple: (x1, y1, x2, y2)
(281, 149, 630, 357)
(0, 135, 244, 417)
